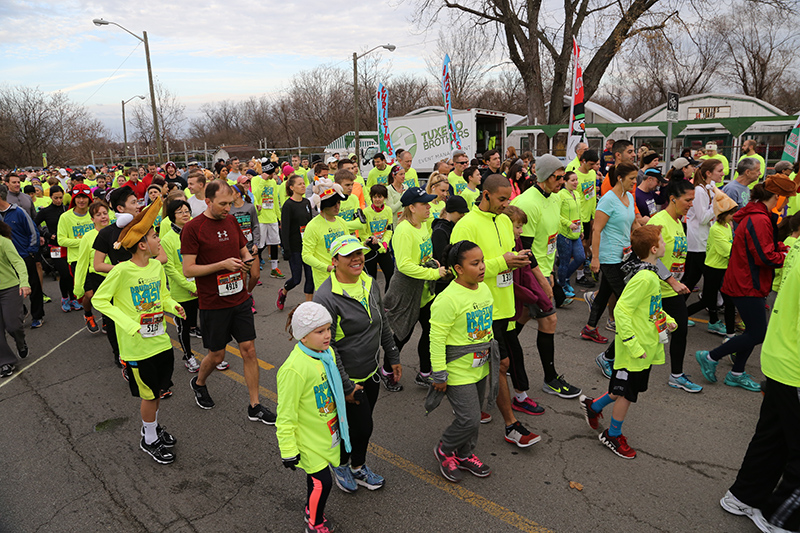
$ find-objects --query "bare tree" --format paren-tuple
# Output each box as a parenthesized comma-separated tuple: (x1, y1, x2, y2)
(424, 26, 489, 108)
(387, 74, 434, 116)
(129, 80, 186, 150)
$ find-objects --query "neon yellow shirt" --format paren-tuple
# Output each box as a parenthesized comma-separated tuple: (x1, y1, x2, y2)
(252, 176, 281, 224)
(302, 215, 350, 290)
(510, 185, 561, 276)
(575, 168, 597, 222)
(366, 166, 392, 189)
(761, 239, 800, 387)
(430, 281, 493, 385)
(558, 188, 582, 240)
(392, 219, 439, 306)
(73, 228, 108, 299)
(361, 204, 393, 252)
(448, 171, 468, 196)
(403, 167, 420, 189)
(459, 186, 480, 209)
(56, 209, 95, 263)
(160, 229, 198, 303)
(648, 210, 687, 298)
(705, 221, 733, 270)
(773, 235, 797, 292)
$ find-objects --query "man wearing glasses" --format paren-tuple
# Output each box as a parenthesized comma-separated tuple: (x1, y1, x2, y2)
(448, 150, 470, 195)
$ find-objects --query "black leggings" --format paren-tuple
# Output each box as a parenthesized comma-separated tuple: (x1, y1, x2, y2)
(682, 251, 706, 295)
(175, 299, 199, 359)
(284, 252, 313, 295)
(341, 376, 379, 468)
(661, 294, 689, 375)
(709, 296, 768, 373)
(364, 249, 394, 291)
(687, 266, 735, 333)
(588, 263, 626, 328)
(387, 300, 432, 373)
(306, 468, 332, 528)
(54, 257, 75, 299)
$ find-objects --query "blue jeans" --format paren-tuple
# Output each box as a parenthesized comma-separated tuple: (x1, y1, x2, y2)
(556, 234, 585, 287)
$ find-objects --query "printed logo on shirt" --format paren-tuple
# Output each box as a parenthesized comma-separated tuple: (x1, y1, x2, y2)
(324, 229, 347, 250)
(369, 218, 388, 237)
(234, 212, 251, 228)
(419, 238, 433, 264)
(338, 207, 356, 222)
(455, 182, 467, 195)
(672, 235, 687, 259)
(466, 301, 493, 341)
(72, 222, 95, 238)
(404, 177, 416, 189)
(580, 181, 594, 201)
(314, 377, 334, 415)
(129, 277, 162, 313)
(649, 294, 662, 317)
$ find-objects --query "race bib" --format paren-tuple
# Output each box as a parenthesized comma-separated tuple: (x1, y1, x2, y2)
(261, 198, 274, 210)
(328, 416, 341, 449)
(622, 245, 633, 262)
(217, 271, 243, 297)
(242, 227, 252, 242)
(300, 225, 306, 239)
(547, 233, 557, 255)
(572, 219, 581, 235)
(654, 310, 668, 333)
(497, 270, 513, 288)
(50, 246, 66, 259)
(139, 312, 164, 338)
(670, 262, 685, 281)
(137, 197, 146, 208)
(472, 349, 489, 368)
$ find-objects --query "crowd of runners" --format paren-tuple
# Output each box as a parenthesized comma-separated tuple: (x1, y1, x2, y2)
(1, 142, 799, 533)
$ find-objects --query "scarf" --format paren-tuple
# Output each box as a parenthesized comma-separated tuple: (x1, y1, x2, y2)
(621, 258, 658, 284)
(296, 342, 352, 453)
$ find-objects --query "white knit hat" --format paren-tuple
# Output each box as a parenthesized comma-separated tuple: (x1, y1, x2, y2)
(291, 302, 332, 340)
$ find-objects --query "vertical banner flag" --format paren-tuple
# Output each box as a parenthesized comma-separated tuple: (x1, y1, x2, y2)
(780, 115, 800, 163)
(376, 82, 395, 164)
(566, 38, 586, 162)
(441, 54, 463, 151)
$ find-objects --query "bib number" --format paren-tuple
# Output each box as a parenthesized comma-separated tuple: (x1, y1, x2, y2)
(50, 246, 66, 259)
(300, 225, 306, 240)
(547, 233, 557, 255)
(497, 270, 513, 288)
(242, 227, 252, 242)
(472, 349, 489, 368)
(622, 246, 633, 262)
(328, 416, 341, 449)
(670, 262, 685, 281)
(217, 271, 244, 297)
(139, 312, 164, 338)
(137, 197, 146, 208)
(261, 198, 274, 210)
(572, 219, 581, 235)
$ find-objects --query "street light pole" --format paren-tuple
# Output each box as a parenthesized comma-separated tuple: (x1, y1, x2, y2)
(352, 44, 396, 168)
(122, 95, 145, 157)
(93, 18, 164, 163)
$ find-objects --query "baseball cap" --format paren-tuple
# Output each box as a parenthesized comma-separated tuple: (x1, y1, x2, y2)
(445, 195, 470, 214)
(329, 235, 368, 257)
(326, 156, 337, 164)
(400, 186, 437, 206)
(671, 157, 691, 170)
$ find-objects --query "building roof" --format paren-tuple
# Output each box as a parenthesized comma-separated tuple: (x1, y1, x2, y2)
(635, 93, 787, 122)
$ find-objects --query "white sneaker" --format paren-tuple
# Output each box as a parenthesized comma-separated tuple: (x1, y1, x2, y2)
(216, 361, 230, 371)
(184, 355, 200, 373)
(720, 491, 786, 533)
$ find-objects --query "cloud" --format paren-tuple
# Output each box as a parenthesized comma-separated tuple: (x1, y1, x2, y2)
(56, 74, 129, 93)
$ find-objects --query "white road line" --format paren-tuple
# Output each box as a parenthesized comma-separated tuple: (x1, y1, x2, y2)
(0, 327, 85, 389)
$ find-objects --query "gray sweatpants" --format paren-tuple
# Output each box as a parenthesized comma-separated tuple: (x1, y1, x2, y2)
(0, 286, 25, 366)
(441, 376, 488, 457)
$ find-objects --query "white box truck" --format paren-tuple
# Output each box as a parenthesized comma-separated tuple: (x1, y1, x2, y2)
(366, 107, 508, 179)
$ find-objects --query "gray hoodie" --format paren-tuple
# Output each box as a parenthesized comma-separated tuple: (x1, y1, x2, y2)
(313, 271, 399, 394)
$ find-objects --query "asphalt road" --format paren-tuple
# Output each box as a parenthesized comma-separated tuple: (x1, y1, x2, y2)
(0, 270, 769, 533)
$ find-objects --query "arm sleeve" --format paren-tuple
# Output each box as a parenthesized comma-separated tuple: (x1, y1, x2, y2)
(695, 187, 716, 226)
(280, 202, 293, 254)
(745, 218, 785, 268)
(275, 367, 302, 459)
(429, 296, 455, 374)
(159, 265, 180, 316)
(57, 214, 80, 252)
(249, 205, 261, 249)
(393, 228, 441, 281)
(614, 273, 646, 357)
(73, 234, 92, 299)
(4, 239, 28, 287)
(301, 222, 328, 273)
(91, 269, 140, 336)
(162, 238, 196, 296)
(382, 211, 394, 249)
(374, 288, 399, 365)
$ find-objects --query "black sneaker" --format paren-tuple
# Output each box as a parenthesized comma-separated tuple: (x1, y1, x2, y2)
(380, 370, 403, 392)
(248, 403, 276, 425)
(141, 425, 176, 447)
(12, 332, 28, 359)
(189, 327, 202, 339)
(190, 377, 215, 409)
(17, 343, 28, 359)
(455, 453, 492, 477)
(575, 276, 596, 288)
(0, 364, 15, 378)
(140, 436, 175, 464)
(542, 375, 582, 399)
(414, 372, 433, 388)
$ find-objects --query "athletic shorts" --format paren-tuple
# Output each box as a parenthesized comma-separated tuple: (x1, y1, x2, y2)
(259, 222, 280, 246)
(525, 298, 556, 319)
(199, 299, 257, 352)
(123, 349, 174, 400)
(84, 272, 105, 293)
(608, 367, 650, 403)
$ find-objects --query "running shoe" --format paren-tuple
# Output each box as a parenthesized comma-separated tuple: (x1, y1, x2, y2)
(434, 442, 463, 482)
(30, 319, 43, 329)
(43, 294, 51, 303)
(511, 397, 545, 415)
(140, 436, 175, 464)
(707, 321, 727, 336)
(85, 315, 100, 334)
(687, 319, 696, 327)
(331, 465, 358, 493)
(276, 289, 287, 311)
(303, 506, 332, 530)
(304, 522, 333, 533)
(101, 319, 108, 335)
(558, 298, 574, 307)
(542, 375, 582, 398)
(61, 297, 71, 313)
(456, 454, 491, 477)
(595, 354, 612, 379)
(141, 425, 176, 447)
(190, 377, 215, 409)
(159, 389, 173, 399)
(120, 360, 128, 380)
(581, 326, 608, 344)
(17, 341, 28, 359)
(583, 290, 596, 313)
(189, 327, 202, 339)
(256, 279, 263, 286)
(579, 395, 603, 430)
(0, 364, 15, 378)
(270, 268, 285, 279)
(414, 372, 433, 388)
(605, 319, 616, 333)
(216, 361, 230, 371)
(351, 465, 384, 490)
(694, 350, 718, 383)
(70, 299, 83, 311)
(379, 369, 403, 392)
(480, 411, 492, 424)
(719, 490, 781, 533)
(504, 421, 541, 448)
(184, 355, 200, 373)
(723, 372, 761, 392)
(599, 429, 636, 459)
(668, 373, 703, 393)
(575, 276, 595, 288)
(562, 285, 576, 298)
(248, 403, 277, 424)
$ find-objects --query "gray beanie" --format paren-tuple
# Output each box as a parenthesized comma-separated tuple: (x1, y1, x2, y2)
(536, 154, 565, 182)
(291, 302, 332, 341)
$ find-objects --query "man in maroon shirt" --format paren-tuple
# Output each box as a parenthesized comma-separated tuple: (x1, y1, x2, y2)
(181, 180, 275, 424)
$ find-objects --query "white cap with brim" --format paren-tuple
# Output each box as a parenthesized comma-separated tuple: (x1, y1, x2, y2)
(329, 235, 368, 257)
(671, 157, 691, 170)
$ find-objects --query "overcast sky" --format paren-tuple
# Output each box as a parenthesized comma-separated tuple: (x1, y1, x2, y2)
(2, 0, 460, 137)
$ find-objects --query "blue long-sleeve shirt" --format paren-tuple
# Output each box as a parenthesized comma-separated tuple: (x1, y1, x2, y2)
(0, 203, 40, 258)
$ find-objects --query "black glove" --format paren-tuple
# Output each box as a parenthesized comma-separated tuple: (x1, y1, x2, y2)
(356, 208, 366, 224)
(282, 454, 300, 470)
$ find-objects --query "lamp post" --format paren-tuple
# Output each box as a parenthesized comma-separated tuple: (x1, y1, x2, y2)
(93, 18, 164, 162)
(353, 44, 395, 167)
(122, 95, 145, 157)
